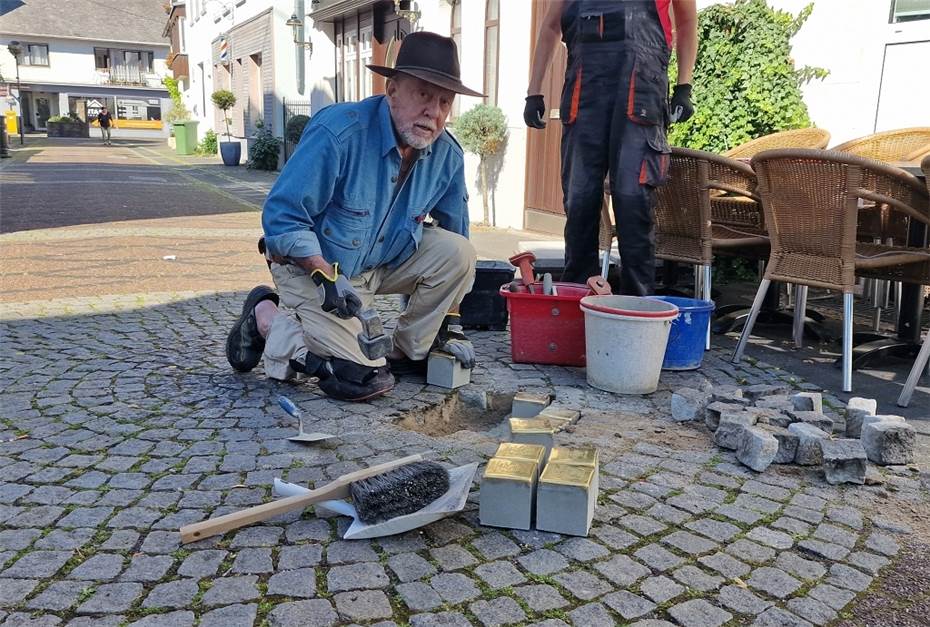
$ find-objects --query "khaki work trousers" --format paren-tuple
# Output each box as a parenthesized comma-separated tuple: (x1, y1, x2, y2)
(262, 225, 476, 380)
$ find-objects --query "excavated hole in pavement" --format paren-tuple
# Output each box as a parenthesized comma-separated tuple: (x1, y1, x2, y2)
(394, 391, 516, 437)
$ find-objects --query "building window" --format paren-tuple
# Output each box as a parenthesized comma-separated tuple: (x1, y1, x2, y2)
(23, 43, 49, 66)
(450, 0, 462, 117)
(179, 19, 187, 53)
(94, 48, 110, 70)
(891, 0, 930, 21)
(360, 28, 373, 100)
(344, 32, 358, 102)
(483, 0, 499, 105)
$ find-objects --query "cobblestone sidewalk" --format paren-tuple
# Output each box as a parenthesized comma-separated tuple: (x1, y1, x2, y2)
(1, 291, 927, 627)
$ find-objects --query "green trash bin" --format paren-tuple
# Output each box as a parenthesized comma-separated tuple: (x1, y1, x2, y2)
(173, 121, 199, 155)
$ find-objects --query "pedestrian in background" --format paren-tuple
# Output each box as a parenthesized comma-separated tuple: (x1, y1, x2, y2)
(525, 0, 698, 295)
(97, 106, 113, 146)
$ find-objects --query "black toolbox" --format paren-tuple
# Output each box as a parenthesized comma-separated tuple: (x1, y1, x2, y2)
(460, 260, 515, 331)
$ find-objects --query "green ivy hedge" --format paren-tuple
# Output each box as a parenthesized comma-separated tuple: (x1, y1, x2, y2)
(668, 0, 828, 152)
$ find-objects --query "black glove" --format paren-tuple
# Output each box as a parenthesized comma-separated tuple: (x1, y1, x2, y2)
(523, 95, 547, 129)
(435, 314, 476, 368)
(311, 262, 363, 320)
(669, 83, 694, 124)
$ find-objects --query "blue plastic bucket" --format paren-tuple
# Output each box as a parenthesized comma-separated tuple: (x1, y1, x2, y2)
(649, 296, 715, 370)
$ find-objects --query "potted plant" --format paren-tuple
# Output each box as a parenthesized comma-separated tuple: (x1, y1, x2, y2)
(212, 89, 239, 166)
(46, 113, 90, 138)
(451, 104, 509, 226)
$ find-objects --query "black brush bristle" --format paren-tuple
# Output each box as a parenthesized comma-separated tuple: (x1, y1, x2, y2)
(349, 461, 450, 524)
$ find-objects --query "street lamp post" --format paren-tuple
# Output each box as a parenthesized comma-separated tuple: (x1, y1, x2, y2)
(7, 41, 24, 145)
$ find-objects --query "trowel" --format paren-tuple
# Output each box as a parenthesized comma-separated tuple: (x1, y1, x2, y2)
(278, 395, 337, 444)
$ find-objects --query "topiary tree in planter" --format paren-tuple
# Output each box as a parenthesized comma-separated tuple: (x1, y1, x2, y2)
(451, 104, 509, 226)
(211, 89, 239, 165)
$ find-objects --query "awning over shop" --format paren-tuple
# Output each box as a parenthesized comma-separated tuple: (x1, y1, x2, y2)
(309, 0, 376, 22)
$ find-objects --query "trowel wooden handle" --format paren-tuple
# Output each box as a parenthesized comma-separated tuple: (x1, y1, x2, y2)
(179, 454, 423, 543)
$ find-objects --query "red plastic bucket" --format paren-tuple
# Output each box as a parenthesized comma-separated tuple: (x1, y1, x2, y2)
(500, 282, 593, 366)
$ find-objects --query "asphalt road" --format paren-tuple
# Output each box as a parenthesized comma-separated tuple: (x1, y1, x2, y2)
(0, 141, 255, 233)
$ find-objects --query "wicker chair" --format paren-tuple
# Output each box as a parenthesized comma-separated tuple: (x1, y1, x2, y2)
(723, 128, 831, 160)
(897, 154, 930, 407)
(653, 148, 768, 346)
(831, 127, 930, 163)
(732, 149, 930, 392)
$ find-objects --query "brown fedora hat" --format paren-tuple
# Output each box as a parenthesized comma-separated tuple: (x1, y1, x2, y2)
(368, 31, 484, 98)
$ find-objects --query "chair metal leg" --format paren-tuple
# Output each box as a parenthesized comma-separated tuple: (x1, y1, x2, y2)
(702, 264, 712, 350)
(897, 329, 930, 407)
(600, 247, 611, 280)
(793, 285, 808, 348)
(732, 278, 771, 363)
(843, 292, 854, 393)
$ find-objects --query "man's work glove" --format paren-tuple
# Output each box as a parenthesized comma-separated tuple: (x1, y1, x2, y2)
(523, 95, 547, 129)
(669, 84, 694, 124)
(311, 263, 363, 320)
(436, 313, 476, 369)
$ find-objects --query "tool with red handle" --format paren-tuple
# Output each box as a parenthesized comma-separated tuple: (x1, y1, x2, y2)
(509, 252, 537, 288)
(586, 276, 612, 295)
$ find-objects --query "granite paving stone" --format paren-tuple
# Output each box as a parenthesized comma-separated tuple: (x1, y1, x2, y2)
(662, 530, 718, 555)
(717, 584, 772, 615)
(786, 597, 837, 625)
(141, 579, 200, 608)
(177, 550, 227, 578)
(327, 562, 389, 592)
(640, 575, 685, 603)
(514, 584, 569, 611)
(429, 572, 480, 604)
(24, 581, 88, 611)
(517, 548, 569, 575)
(774, 552, 827, 580)
(470, 532, 520, 560)
(76, 582, 143, 613)
(568, 602, 616, 627)
(672, 565, 725, 592)
(430, 544, 478, 570)
(747, 567, 803, 599)
(667, 598, 733, 627)
(266, 599, 338, 626)
(2, 550, 74, 578)
(594, 553, 651, 585)
(201, 576, 260, 606)
(603, 590, 657, 620)
(725, 539, 776, 565)
(635, 543, 687, 572)
(120, 555, 174, 582)
(266, 568, 317, 598)
(199, 604, 258, 627)
(396, 582, 443, 611)
(474, 561, 526, 589)
(67, 553, 124, 580)
(551, 569, 610, 601)
(469, 596, 527, 626)
(334, 590, 394, 621)
(826, 562, 873, 591)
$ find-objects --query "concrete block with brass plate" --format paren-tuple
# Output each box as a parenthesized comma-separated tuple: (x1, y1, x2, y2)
(494, 442, 546, 481)
(507, 417, 560, 459)
(479, 457, 538, 530)
(535, 463, 596, 537)
(548, 446, 599, 494)
(511, 392, 552, 417)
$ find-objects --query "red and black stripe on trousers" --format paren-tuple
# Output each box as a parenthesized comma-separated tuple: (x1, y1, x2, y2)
(558, 0, 673, 295)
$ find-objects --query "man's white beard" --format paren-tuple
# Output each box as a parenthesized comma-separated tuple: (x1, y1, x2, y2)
(399, 126, 434, 150)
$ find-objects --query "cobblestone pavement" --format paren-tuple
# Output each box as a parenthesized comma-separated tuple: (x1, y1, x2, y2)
(1, 290, 928, 627)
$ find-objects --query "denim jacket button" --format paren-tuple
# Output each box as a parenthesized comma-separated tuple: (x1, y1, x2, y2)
(378, 236, 385, 242)
(352, 238, 361, 247)
(323, 228, 332, 236)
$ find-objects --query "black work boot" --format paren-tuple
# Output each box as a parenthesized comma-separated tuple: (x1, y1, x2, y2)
(292, 354, 395, 402)
(225, 285, 279, 372)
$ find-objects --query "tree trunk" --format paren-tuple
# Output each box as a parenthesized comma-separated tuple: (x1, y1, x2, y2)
(480, 157, 490, 226)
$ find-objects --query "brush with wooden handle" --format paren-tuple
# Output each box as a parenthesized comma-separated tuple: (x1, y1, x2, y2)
(180, 454, 449, 544)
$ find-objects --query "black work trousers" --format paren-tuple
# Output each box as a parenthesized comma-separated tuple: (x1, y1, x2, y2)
(559, 44, 670, 295)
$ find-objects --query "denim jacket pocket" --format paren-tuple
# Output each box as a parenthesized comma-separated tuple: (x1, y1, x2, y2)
(627, 57, 669, 126)
(318, 203, 369, 252)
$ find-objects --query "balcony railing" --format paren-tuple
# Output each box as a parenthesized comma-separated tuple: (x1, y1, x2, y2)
(95, 64, 161, 87)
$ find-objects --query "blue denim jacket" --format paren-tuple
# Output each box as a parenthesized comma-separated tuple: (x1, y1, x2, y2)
(261, 96, 469, 278)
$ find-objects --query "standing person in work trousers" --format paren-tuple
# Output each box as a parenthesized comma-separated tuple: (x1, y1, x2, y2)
(525, 0, 698, 295)
(224, 32, 483, 402)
